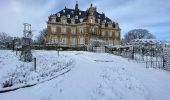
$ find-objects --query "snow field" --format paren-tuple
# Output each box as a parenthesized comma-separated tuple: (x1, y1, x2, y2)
(0, 50, 170, 100)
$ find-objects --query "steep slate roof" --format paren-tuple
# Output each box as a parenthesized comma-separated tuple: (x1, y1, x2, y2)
(54, 7, 113, 24)
(49, 2, 117, 28)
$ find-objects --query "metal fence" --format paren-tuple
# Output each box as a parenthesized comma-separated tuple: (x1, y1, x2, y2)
(163, 47, 170, 71)
(105, 45, 165, 69)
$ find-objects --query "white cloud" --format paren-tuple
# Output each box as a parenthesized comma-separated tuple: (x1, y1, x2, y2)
(91, 0, 170, 40)
(0, 0, 170, 40)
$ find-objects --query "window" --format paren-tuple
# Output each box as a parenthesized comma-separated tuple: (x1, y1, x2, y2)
(102, 23, 105, 28)
(90, 38, 94, 42)
(51, 37, 57, 44)
(71, 37, 76, 45)
(61, 37, 67, 44)
(98, 15, 100, 18)
(108, 40, 113, 46)
(80, 36, 84, 44)
(92, 27, 94, 32)
(71, 28, 76, 34)
(67, 14, 70, 18)
(71, 19, 75, 24)
(102, 31, 105, 36)
(98, 19, 100, 23)
(63, 10, 65, 13)
(75, 15, 78, 19)
(51, 26, 56, 33)
(79, 26, 83, 33)
(115, 32, 119, 37)
(57, 13, 60, 17)
(80, 18, 83, 23)
(61, 26, 66, 33)
(51, 18, 56, 23)
(90, 19, 93, 23)
(62, 19, 67, 24)
(109, 31, 112, 37)
(71, 11, 74, 14)
(114, 39, 119, 45)
(89, 26, 94, 33)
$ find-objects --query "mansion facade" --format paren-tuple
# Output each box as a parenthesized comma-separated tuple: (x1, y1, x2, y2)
(46, 2, 121, 47)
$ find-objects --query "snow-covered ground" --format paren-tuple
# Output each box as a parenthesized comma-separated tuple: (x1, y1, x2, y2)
(0, 50, 170, 100)
(0, 50, 74, 92)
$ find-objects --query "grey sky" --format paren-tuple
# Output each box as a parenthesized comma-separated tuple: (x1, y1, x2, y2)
(0, 0, 170, 40)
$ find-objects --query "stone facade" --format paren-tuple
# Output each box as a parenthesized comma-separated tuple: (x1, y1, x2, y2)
(46, 2, 121, 47)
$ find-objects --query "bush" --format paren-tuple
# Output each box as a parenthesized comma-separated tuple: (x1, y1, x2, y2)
(2, 79, 13, 88)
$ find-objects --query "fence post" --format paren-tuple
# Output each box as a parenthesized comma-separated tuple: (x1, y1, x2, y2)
(12, 39, 15, 51)
(34, 57, 36, 72)
(132, 46, 134, 60)
(16, 48, 17, 55)
(163, 57, 165, 68)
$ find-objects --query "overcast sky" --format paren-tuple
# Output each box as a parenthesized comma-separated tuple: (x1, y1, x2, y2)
(0, 0, 170, 40)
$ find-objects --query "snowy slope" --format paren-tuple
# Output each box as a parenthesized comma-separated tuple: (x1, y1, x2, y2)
(0, 50, 170, 100)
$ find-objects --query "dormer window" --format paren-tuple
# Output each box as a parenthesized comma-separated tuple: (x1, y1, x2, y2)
(98, 15, 100, 18)
(57, 13, 60, 17)
(80, 18, 83, 23)
(51, 18, 56, 23)
(98, 19, 100, 23)
(79, 12, 81, 15)
(63, 10, 65, 13)
(62, 19, 67, 24)
(71, 19, 75, 24)
(75, 15, 78, 19)
(67, 14, 70, 18)
(71, 11, 74, 14)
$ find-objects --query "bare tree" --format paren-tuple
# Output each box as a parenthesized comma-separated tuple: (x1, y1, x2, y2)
(0, 32, 13, 48)
(36, 28, 47, 45)
(0, 32, 12, 42)
(124, 29, 155, 44)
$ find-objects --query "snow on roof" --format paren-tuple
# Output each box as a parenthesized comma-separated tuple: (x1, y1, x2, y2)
(111, 45, 132, 49)
(129, 39, 170, 45)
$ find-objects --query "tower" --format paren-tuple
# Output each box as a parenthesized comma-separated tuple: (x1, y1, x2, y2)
(75, 0, 78, 10)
